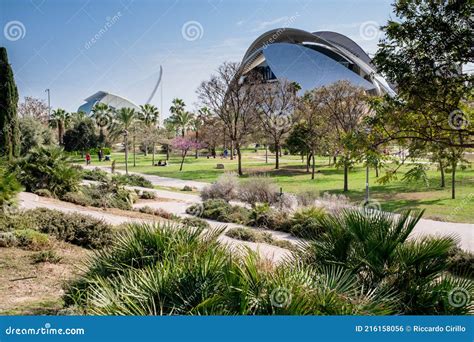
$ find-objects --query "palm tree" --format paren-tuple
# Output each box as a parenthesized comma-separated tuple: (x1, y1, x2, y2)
(169, 98, 193, 136)
(91, 103, 112, 145)
(138, 104, 160, 164)
(109, 107, 136, 175)
(191, 107, 210, 158)
(49, 108, 70, 145)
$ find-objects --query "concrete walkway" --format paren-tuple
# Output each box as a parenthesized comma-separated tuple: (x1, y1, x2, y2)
(79, 167, 473, 252)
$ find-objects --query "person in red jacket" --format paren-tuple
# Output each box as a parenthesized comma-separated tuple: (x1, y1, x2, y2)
(85, 152, 91, 165)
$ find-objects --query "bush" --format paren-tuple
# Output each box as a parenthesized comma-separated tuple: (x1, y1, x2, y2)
(139, 191, 156, 200)
(136, 206, 175, 220)
(290, 207, 327, 238)
(200, 173, 239, 202)
(14, 229, 50, 250)
(181, 185, 193, 192)
(296, 190, 320, 207)
(31, 250, 62, 264)
(0, 170, 22, 209)
(10, 146, 80, 197)
(181, 217, 210, 230)
(199, 199, 251, 224)
(62, 192, 93, 206)
(448, 248, 474, 279)
(0, 231, 17, 247)
(34, 189, 53, 198)
(238, 176, 279, 207)
(26, 208, 113, 249)
(111, 174, 153, 188)
(82, 168, 109, 182)
(265, 210, 292, 232)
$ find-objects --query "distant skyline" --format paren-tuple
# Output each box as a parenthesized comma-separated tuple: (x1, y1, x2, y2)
(1, 0, 393, 117)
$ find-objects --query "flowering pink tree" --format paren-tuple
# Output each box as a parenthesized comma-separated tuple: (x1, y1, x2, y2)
(171, 137, 201, 171)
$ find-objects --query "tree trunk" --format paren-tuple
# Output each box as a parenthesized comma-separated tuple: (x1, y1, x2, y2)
(301, 153, 304, 163)
(179, 153, 186, 171)
(152, 143, 155, 166)
(306, 153, 310, 173)
(375, 164, 379, 178)
(275, 140, 280, 169)
(58, 122, 63, 145)
(343, 160, 348, 192)
(124, 136, 129, 175)
(230, 141, 234, 160)
(166, 145, 170, 160)
(439, 160, 445, 188)
(451, 161, 456, 199)
(236, 145, 243, 176)
(133, 134, 136, 167)
(311, 151, 315, 180)
(265, 144, 268, 164)
(195, 131, 199, 158)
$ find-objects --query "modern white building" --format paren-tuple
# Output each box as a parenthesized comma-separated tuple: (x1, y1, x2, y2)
(77, 91, 140, 114)
(240, 28, 395, 96)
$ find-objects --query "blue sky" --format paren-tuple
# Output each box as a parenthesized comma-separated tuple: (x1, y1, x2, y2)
(1, 0, 393, 118)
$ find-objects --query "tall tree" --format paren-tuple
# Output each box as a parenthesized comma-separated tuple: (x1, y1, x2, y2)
(197, 61, 259, 176)
(315, 81, 370, 191)
(191, 107, 209, 158)
(169, 98, 193, 137)
(91, 103, 112, 146)
(18, 96, 49, 123)
(256, 79, 298, 169)
(138, 104, 160, 164)
(0, 47, 20, 159)
(109, 108, 136, 175)
(49, 108, 70, 145)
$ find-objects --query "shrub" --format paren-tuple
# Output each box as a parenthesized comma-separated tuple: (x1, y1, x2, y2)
(200, 173, 239, 202)
(296, 190, 320, 207)
(139, 191, 156, 200)
(182, 185, 193, 192)
(238, 176, 279, 207)
(111, 174, 153, 188)
(290, 207, 327, 238)
(248, 203, 271, 227)
(34, 189, 53, 198)
(0, 170, 22, 209)
(225, 227, 260, 242)
(201, 199, 251, 224)
(10, 146, 80, 197)
(14, 229, 50, 250)
(180, 217, 210, 230)
(31, 250, 62, 264)
(137, 206, 175, 220)
(82, 168, 109, 182)
(265, 210, 292, 232)
(26, 208, 113, 249)
(0, 232, 17, 247)
(448, 248, 474, 279)
(61, 192, 93, 206)
(64, 223, 400, 315)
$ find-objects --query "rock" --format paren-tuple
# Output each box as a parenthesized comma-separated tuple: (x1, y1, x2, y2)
(216, 164, 225, 169)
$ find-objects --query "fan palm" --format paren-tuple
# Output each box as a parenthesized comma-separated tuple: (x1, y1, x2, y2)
(138, 104, 159, 164)
(49, 108, 70, 144)
(109, 107, 136, 175)
(91, 103, 112, 143)
(169, 98, 193, 136)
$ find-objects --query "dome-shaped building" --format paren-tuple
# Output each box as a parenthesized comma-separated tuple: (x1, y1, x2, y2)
(77, 91, 140, 114)
(240, 28, 395, 96)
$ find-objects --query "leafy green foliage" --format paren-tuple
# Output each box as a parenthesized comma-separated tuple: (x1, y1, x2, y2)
(180, 217, 210, 230)
(63, 120, 98, 152)
(14, 229, 50, 250)
(31, 250, 62, 264)
(0, 170, 22, 210)
(111, 174, 153, 188)
(65, 223, 396, 315)
(290, 207, 327, 238)
(10, 146, 80, 197)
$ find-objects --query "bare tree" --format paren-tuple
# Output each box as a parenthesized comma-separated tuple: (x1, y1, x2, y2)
(197, 62, 259, 176)
(315, 81, 371, 191)
(18, 96, 49, 123)
(256, 79, 298, 169)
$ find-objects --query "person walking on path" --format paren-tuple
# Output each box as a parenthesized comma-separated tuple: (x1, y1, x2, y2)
(98, 149, 103, 162)
(85, 152, 91, 165)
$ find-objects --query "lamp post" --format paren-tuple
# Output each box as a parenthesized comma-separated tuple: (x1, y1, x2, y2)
(364, 127, 371, 206)
(45, 88, 51, 120)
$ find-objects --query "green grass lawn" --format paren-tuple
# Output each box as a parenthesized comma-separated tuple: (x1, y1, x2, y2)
(75, 149, 474, 223)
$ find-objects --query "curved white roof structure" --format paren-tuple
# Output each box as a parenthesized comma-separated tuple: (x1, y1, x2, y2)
(241, 28, 395, 96)
(77, 91, 140, 114)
